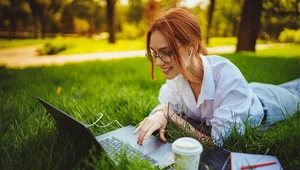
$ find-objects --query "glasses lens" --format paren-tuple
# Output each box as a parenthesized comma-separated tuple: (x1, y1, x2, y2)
(145, 50, 154, 61)
(159, 51, 172, 63)
(145, 49, 172, 63)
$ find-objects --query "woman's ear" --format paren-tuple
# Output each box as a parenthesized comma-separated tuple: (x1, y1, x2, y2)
(193, 42, 199, 53)
(190, 46, 194, 54)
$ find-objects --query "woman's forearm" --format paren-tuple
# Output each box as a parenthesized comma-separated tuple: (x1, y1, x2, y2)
(156, 104, 213, 145)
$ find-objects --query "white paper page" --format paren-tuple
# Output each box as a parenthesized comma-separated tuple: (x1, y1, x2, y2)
(231, 152, 283, 170)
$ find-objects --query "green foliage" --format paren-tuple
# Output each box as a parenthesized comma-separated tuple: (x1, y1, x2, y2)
(126, 0, 144, 23)
(120, 22, 146, 39)
(0, 45, 300, 169)
(211, 0, 242, 37)
(1, 0, 299, 43)
(278, 28, 300, 43)
(261, 0, 300, 39)
(36, 42, 68, 55)
(73, 17, 90, 35)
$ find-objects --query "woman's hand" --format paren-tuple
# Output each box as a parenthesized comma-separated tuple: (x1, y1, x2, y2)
(134, 110, 167, 145)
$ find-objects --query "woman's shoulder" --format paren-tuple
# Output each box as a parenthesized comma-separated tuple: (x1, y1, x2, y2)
(202, 55, 246, 86)
(202, 55, 239, 73)
(203, 55, 231, 65)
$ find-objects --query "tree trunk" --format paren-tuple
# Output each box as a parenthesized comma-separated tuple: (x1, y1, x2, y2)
(9, 13, 17, 39)
(41, 17, 46, 39)
(206, 0, 215, 45)
(41, 5, 52, 39)
(89, 18, 96, 37)
(33, 17, 39, 38)
(106, 0, 116, 44)
(0, 6, 4, 29)
(236, 0, 263, 52)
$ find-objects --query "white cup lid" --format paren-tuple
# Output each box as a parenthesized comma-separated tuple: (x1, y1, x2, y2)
(172, 137, 203, 156)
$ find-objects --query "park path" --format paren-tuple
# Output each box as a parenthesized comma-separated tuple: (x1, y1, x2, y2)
(0, 44, 277, 69)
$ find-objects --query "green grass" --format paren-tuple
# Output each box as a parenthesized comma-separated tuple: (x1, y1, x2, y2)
(206, 37, 268, 47)
(0, 37, 146, 54)
(56, 37, 146, 54)
(0, 38, 48, 48)
(255, 44, 300, 58)
(1, 37, 269, 54)
(0, 44, 300, 169)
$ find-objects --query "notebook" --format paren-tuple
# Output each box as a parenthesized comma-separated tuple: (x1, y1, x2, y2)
(36, 97, 174, 169)
(231, 152, 282, 170)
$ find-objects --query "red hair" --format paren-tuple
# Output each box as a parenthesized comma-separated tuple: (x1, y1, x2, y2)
(146, 8, 208, 85)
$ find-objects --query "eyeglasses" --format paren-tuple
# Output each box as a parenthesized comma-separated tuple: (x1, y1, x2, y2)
(145, 44, 183, 64)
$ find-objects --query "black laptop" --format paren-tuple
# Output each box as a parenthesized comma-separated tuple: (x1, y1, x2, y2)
(37, 97, 174, 169)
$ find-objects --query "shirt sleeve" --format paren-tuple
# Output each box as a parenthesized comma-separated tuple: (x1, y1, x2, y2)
(210, 76, 257, 146)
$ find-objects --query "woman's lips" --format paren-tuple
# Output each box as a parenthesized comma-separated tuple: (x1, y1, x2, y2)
(162, 67, 172, 74)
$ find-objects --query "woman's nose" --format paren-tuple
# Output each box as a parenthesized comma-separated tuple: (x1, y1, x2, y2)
(155, 57, 164, 66)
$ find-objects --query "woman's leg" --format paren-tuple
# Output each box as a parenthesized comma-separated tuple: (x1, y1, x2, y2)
(278, 78, 300, 98)
(250, 82, 300, 125)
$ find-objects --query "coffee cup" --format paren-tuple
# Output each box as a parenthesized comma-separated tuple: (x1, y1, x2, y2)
(172, 137, 203, 170)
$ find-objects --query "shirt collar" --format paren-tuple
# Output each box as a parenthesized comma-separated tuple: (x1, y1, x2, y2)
(165, 55, 216, 107)
(166, 73, 185, 91)
(197, 54, 215, 107)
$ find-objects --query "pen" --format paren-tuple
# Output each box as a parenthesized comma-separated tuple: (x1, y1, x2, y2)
(241, 161, 277, 170)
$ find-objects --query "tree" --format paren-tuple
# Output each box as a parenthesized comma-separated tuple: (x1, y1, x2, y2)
(28, 0, 64, 38)
(205, 0, 216, 45)
(127, 0, 143, 23)
(236, 0, 263, 52)
(0, 0, 30, 39)
(261, 0, 300, 39)
(159, 0, 180, 7)
(106, 0, 116, 43)
(7, 0, 22, 39)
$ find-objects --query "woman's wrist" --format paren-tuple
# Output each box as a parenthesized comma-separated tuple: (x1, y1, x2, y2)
(152, 109, 163, 115)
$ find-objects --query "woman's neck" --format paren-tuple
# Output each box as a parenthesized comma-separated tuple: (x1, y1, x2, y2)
(187, 54, 203, 102)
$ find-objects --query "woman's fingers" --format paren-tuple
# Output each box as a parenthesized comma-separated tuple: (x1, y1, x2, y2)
(134, 111, 168, 144)
(137, 119, 160, 144)
(135, 118, 151, 143)
(143, 122, 162, 141)
(133, 117, 148, 134)
(159, 127, 167, 143)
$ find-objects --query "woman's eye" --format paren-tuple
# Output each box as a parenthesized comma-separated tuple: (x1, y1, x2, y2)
(162, 51, 172, 56)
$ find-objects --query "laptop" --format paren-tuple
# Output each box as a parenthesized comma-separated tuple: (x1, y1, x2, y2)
(36, 97, 174, 169)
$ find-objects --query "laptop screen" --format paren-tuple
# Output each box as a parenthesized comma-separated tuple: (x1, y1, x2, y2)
(37, 97, 102, 151)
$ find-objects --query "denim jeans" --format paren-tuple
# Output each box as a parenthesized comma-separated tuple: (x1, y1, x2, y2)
(250, 78, 300, 126)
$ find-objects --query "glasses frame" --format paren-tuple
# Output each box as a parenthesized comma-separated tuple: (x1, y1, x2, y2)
(145, 44, 183, 64)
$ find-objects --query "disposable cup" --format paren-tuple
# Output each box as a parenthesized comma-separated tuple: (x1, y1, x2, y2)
(172, 137, 203, 170)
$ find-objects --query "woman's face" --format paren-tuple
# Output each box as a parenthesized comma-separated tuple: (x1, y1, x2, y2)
(150, 30, 190, 80)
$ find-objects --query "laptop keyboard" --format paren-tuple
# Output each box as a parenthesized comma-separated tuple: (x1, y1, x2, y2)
(99, 136, 158, 165)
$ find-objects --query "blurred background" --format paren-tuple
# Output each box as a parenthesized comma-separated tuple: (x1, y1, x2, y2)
(0, 2, 300, 169)
(0, 0, 299, 55)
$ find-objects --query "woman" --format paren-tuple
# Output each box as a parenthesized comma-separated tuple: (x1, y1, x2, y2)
(133, 8, 300, 146)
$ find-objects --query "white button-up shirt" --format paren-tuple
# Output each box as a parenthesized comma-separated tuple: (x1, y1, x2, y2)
(157, 55, 264, 145)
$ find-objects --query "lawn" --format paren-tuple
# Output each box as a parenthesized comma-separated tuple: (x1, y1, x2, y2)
(0, 37, 269, 55)
(0, 37, 146, 54)
(205, 37, 268, 47)
(0, 38, 49, 48)
(0, 44, 299, 169)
